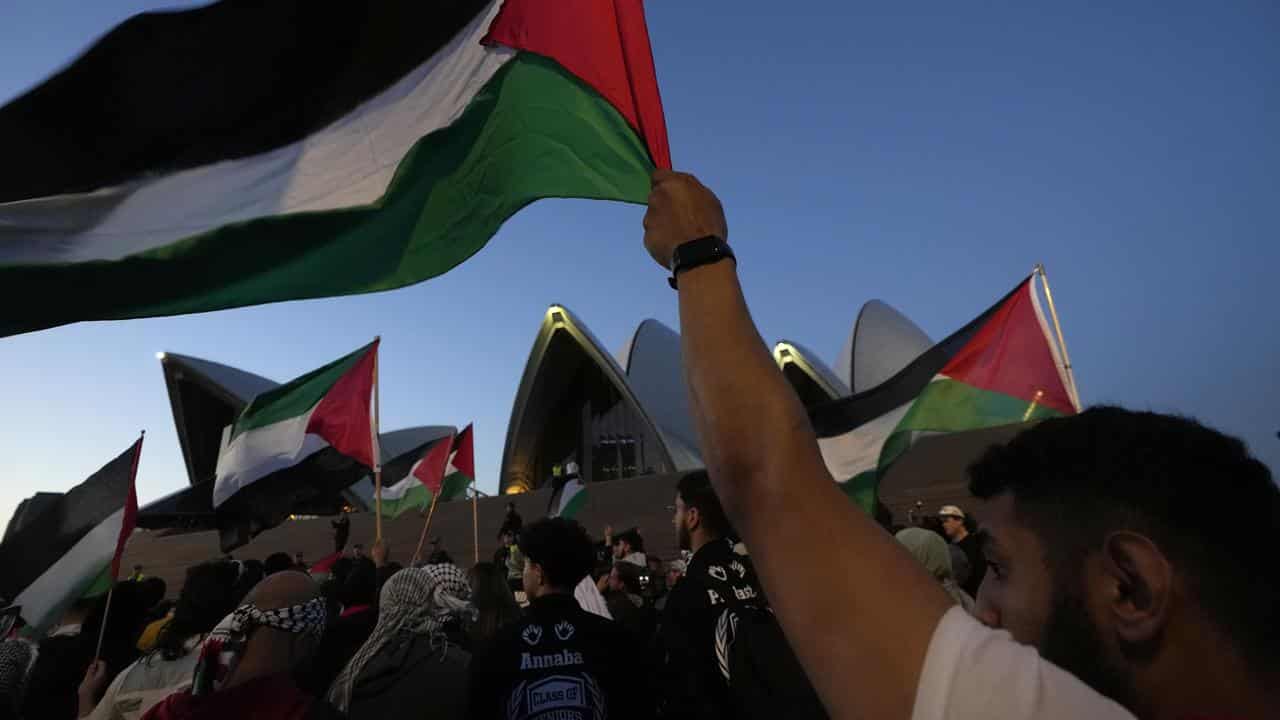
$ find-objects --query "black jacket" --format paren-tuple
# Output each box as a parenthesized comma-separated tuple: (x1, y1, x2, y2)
(468, 593, 652, 720)
(656, 539, 765, 720)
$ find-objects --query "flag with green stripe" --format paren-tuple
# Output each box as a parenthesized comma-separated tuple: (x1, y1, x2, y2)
(0, 0, 670, 337)
(379, 433, 454, 519)
(811, 275, 1079, 512)
(214, 340, 378, 508)
(0, 436, 142, 633)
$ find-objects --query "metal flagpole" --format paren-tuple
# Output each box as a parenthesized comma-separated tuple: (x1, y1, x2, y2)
(1035, 265, 1083, 410)
(411, 494, 440, 566)
(372, 338, 384, 542)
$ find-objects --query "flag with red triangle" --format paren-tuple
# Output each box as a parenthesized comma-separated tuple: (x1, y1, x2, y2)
(811, 274, 1079, 512)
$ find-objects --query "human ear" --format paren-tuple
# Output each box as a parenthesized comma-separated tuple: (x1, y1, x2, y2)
(1100, 531, 1172, 648)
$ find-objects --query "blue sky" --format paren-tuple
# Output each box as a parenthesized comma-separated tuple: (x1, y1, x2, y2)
(1, 0, 1276, 529)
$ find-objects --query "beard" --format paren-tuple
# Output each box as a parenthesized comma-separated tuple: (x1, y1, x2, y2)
(677, 522, 692, 551)
(1039, 584, 1135, 710)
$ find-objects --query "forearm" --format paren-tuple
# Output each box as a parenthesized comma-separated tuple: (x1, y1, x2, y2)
(676, 260, 952, 719)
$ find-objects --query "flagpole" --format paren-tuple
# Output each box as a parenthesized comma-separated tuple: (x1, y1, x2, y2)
(411, 494, 440, 566)
(94, 585, 115, 660)
(472, 483, 480, 565)
(1034, 265, 1083, 411)
(372, 337, 383, 542)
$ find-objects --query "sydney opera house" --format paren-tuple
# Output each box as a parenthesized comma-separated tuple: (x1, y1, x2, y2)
(111, 297, 1015, 585)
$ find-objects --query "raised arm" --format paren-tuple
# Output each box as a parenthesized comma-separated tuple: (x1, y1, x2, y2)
(643, 169, 952, 719)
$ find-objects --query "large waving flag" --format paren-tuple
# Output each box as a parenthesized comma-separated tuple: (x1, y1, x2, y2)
(379, 434, 454, 519)
(0, 0, 670, 337)
(811, 275, 1080, 512)
(0, 436, 142, 633)
(214, 341, 378, 508)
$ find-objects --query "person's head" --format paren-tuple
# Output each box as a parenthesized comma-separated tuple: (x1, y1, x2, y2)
(500, 530, 515, 546)
(937, 505, 967, 541)
(894, 528, 955, 583)
(339, 558, 378, 609)
(665, 559, 687, 588)
(609, 562, 643, 596)
(647, 556, 662, 573)
(155, 560, 240, 661)
(968, 407, 1280, 713)
(518, 518, 594, 599)
(263, 552, 294, 576)
(674, 471, 733, 552)
(133, 565, 143, 575)
(222, 572, 325, 688)
(467, 562, 521, 643)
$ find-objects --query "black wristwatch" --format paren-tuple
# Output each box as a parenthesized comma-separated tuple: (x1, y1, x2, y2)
(669, 236, 734, 289)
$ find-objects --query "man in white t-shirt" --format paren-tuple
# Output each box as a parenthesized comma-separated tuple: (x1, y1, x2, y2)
(640, 169, 1280, 720)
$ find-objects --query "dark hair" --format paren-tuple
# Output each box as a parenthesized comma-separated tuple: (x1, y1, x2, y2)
(518, 518, 594, 590)
(968, 406, 1280, 670)
(427, 549, 454, 565)
(264, 552, 294, 576)
(154, 561, 240, 661)
(232, 560, 265, 605)
(613, 562, 644, 595)
(614, 528, 645, 553)
(468, 562, 521, 646)
(341, 558, 379, 608)
(677, 471, 733, 537)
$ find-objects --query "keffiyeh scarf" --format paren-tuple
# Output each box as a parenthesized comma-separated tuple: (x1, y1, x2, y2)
(190, 598, 326, 697)
(327, 564, 474, 711)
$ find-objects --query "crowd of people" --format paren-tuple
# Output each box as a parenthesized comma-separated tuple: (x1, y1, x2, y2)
(0, 169, 1275, 720)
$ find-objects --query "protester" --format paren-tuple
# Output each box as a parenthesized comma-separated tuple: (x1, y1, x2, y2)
(468, 517, 652, 719)
(601, 563, 650, 640)
(139, 571, 337, 720)
(465, 562, 521, 651)
(657, 470, 821, 719)
(611, 528, 646, 568)
(497, 501, 522, 541)
(331, 514, 350, 554)
(128, 566, 145, 582)
(965, 407, 1280, 718)
(638, 169, 1278, 719)
(79, 560, 240, 720)
(894, 528, 975, 613)
(654, 559, 686, 613)
(327, 565, 473, 718)
(921, 515, 972, 591)
(938, 505, 986, 597)
(502, 535, 525, 592)
(299, 556, 379, 696)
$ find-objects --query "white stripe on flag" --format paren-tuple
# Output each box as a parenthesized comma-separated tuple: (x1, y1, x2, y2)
(817, 402, 912, 483)
(214, 408, 328, 507)
(15, 508, 125, 632)
(0, 0, 513, 265)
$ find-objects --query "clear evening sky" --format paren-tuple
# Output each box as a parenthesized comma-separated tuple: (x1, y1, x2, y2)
(1, 0, 1276, 529)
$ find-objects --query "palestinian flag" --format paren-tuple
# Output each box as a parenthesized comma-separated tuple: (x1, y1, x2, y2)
(379, 433, 454, 519)
(0, 436, 142, 633)
(0, 0, 670, 338)
(551, 479, 589, 520)
(438, 424, 477, 502)
(214, 341, 378, 508)
(811, 275, 1080, 512)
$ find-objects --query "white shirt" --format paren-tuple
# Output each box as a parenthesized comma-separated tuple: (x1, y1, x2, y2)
(912, 607, 1137, 720)
(574, 576, 613, 620)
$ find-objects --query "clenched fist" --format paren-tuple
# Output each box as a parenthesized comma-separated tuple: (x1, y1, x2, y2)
(643, 169, 727, 270)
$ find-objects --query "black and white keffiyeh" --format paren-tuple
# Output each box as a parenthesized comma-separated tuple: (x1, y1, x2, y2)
(327, 564, 474, 711)
(191, 597, 327, 697)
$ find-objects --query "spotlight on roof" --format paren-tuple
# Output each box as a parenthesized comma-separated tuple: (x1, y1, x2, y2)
(155, 352, 166, 361)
